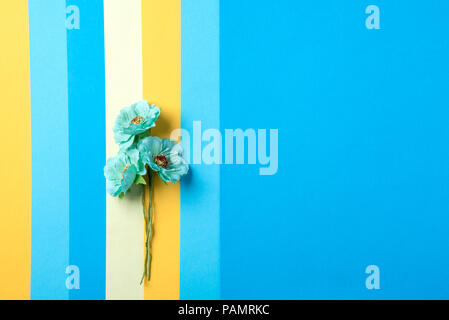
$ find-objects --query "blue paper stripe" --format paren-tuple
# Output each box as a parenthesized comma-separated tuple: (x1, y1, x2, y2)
(29, 0, 70, 300)
(220, 0, 449, 299)
(180, 0, 220, 299)
(66, 0, 106, 300)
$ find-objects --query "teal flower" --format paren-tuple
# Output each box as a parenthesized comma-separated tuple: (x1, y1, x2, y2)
(113, 101, 160, 150)
(104, 147, 146, 197)
(138, 136, 189, 183)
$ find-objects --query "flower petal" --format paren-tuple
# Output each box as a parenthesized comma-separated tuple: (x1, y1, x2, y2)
(121, 164, 137, 194)
(107, 180, 122, 197)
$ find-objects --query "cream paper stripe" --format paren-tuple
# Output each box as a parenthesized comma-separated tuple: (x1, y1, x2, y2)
(104, 0, 144, 300)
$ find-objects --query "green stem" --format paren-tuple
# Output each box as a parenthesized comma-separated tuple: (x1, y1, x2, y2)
(140, 170, 153, 284)
(146, 171, 153, 281)
(140, 187, 148, 284)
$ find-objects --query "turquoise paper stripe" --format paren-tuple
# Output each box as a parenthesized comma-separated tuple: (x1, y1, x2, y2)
(29, 0, 70, 300)
(66, 0, 106, 300)
(180, 0, 220, 299)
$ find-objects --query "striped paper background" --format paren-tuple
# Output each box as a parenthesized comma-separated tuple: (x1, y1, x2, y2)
(1, 0, 449, 300)
(0, 0, 220, 300)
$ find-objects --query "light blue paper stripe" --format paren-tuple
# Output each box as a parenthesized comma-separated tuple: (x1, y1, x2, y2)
(180, 0, 220, 299)
(66, 0, 106, 300)
(29, 0, 70, 300)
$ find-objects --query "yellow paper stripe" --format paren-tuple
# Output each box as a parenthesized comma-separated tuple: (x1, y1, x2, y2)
(142, 0, 181, 300)
(0, 0, 31, 300)
(105, 0, 144, 299)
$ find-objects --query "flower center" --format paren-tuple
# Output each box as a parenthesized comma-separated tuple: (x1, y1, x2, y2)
(121, 164, 130, 177)
(153, 154, 169, 169)
(130, 116, 144, 125)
